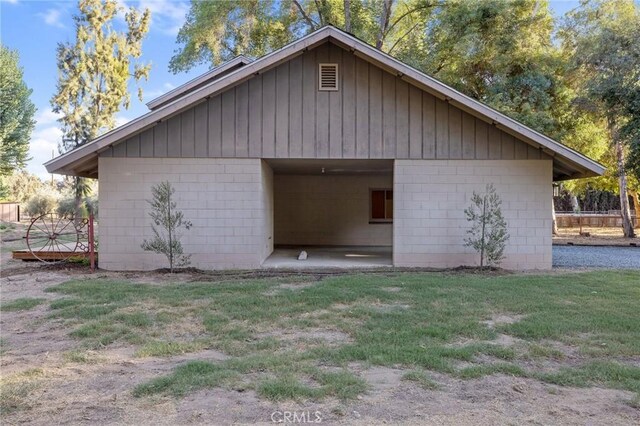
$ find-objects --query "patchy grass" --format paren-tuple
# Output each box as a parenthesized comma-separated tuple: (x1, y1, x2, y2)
(0, 369, 46, 414)
(135, 340, 208, 358)
(402, 369, 439, 390)
(62, 350, 104, 364)
(0, 298, 45, 312)
(45, 270, 640, 401)
(537, 361, 640, 393)
(132, 361, 238, 397)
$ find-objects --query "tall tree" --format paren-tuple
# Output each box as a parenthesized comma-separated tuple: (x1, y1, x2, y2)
(560, 0, 639, 237)
(169, 0, 439, 72)
(0, 45, 35, 176)
(51, 0, 150, 217)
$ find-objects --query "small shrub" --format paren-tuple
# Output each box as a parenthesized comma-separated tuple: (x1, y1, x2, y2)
(141, 181, 192, 272)
(25, 191, 58, 217)
(57, 195, 98, 218)
(57, 197, 84, 217)
(464, 183, 510, 267)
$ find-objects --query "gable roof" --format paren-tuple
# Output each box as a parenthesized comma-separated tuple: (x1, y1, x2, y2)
(45, 26, 605, 180)
(146, 55, 252, 110)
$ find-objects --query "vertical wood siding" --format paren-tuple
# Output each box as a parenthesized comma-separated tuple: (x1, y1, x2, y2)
(101, 43, 546, 161)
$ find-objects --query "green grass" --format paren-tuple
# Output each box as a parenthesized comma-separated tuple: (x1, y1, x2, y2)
(132, 361, 238, 397)
(44, 270, 640, 401)
(1, 298, 45, 312)
(402, 369, 440, 389)
(135, 340, 208, 357)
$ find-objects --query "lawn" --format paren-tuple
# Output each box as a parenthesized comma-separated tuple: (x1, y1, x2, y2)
(19, 270, 637, 404)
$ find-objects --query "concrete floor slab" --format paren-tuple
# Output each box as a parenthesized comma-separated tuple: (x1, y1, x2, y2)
(262, 246, 392, 269)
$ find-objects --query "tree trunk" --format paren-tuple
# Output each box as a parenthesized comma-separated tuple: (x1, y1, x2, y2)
(608, 118, 635, 237)
(376, 0, 393, 49)
(74, 176, 84, 226)
(552, 201, 559, 236)
(344, 0, 351, 32)
(616, 138, 636, 237)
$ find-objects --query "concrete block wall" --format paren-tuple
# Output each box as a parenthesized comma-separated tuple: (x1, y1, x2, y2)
(274, 174, 393, 246)
(260, 161, 274, 262)
(98, 157, 267, 270)
(393, 159, 553, 269)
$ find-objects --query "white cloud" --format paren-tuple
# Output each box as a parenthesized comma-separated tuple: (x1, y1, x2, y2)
(25, 110, 134, 179)
(143, 82, 176, 100)
(27, 126, 62, 181)
(137, 0, 189, 36)
(34, 109, 62, 127)
(39, 8, 65, 28)
(2, 0, 20, 5)
(115, 115, 133, 127)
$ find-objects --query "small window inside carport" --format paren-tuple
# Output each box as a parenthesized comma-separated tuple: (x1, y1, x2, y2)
(370, 189, 393, 223)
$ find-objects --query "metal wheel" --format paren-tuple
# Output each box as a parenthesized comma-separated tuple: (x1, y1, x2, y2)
(25, 213, 82, 262)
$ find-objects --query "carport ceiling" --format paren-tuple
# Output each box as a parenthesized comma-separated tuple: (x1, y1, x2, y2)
(266, 159, 393, 175)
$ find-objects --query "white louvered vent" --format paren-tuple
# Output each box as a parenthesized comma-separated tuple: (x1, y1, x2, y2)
(319, 63, 339, 91)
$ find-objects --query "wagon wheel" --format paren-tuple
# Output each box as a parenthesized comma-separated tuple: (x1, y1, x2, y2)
(25, 213, 82, 263)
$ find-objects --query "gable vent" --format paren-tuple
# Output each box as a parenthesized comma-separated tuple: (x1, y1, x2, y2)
(319, 63, 339, 91)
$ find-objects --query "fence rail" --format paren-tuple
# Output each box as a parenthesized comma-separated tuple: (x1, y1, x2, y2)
(556, 212, 638, 228)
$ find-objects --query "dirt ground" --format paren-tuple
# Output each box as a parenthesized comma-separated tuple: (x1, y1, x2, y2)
(1, 224, 639, 425)
(553, 226, 639, 246)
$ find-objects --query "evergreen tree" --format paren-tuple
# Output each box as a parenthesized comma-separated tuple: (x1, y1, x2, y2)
(0, 45, 35, 175)
(141, 181, 192, 273)
(464, 184, 510, 267)
(51, 0, 150, 218)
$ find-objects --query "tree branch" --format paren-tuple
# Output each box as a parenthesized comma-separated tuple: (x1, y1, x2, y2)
(384, 2, 441, 40)
(314, 0, 325, 26)
(388, 21, 421, 54)
(293, 0, 318, 30)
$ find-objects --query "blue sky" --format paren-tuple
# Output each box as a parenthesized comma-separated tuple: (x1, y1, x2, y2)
(1, 0, 581, 179)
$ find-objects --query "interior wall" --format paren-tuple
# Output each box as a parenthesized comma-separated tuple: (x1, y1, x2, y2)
(274, 174, 393, 246)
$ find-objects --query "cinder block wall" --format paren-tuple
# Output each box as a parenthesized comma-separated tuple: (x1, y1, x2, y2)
(274, 174, 393, 246)
(394, 160, 553, 270)
(260, 161, 274, 262)
(98, 157, 267, 270)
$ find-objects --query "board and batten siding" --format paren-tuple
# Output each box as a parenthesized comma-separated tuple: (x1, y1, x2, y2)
(101, 43, 547, 161)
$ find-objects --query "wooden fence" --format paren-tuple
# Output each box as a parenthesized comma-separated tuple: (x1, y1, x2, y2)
(0, 202, 20, 222)
(556, 212, 638, 228)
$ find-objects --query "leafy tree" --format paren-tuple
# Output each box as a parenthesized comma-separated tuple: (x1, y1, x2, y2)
(0, 45, 35, 175)
(170, 0, 439, 72)
(0, 170, 47, 203)
(464, 184, 510, 267)
(141, 181, 192, 273)
(559, 0, 639, 237)
(51, 0, 150, 218)
(25, 189, 59, 218)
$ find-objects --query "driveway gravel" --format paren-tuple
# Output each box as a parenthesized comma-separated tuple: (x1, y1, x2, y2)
(553, 245, 640, 269)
